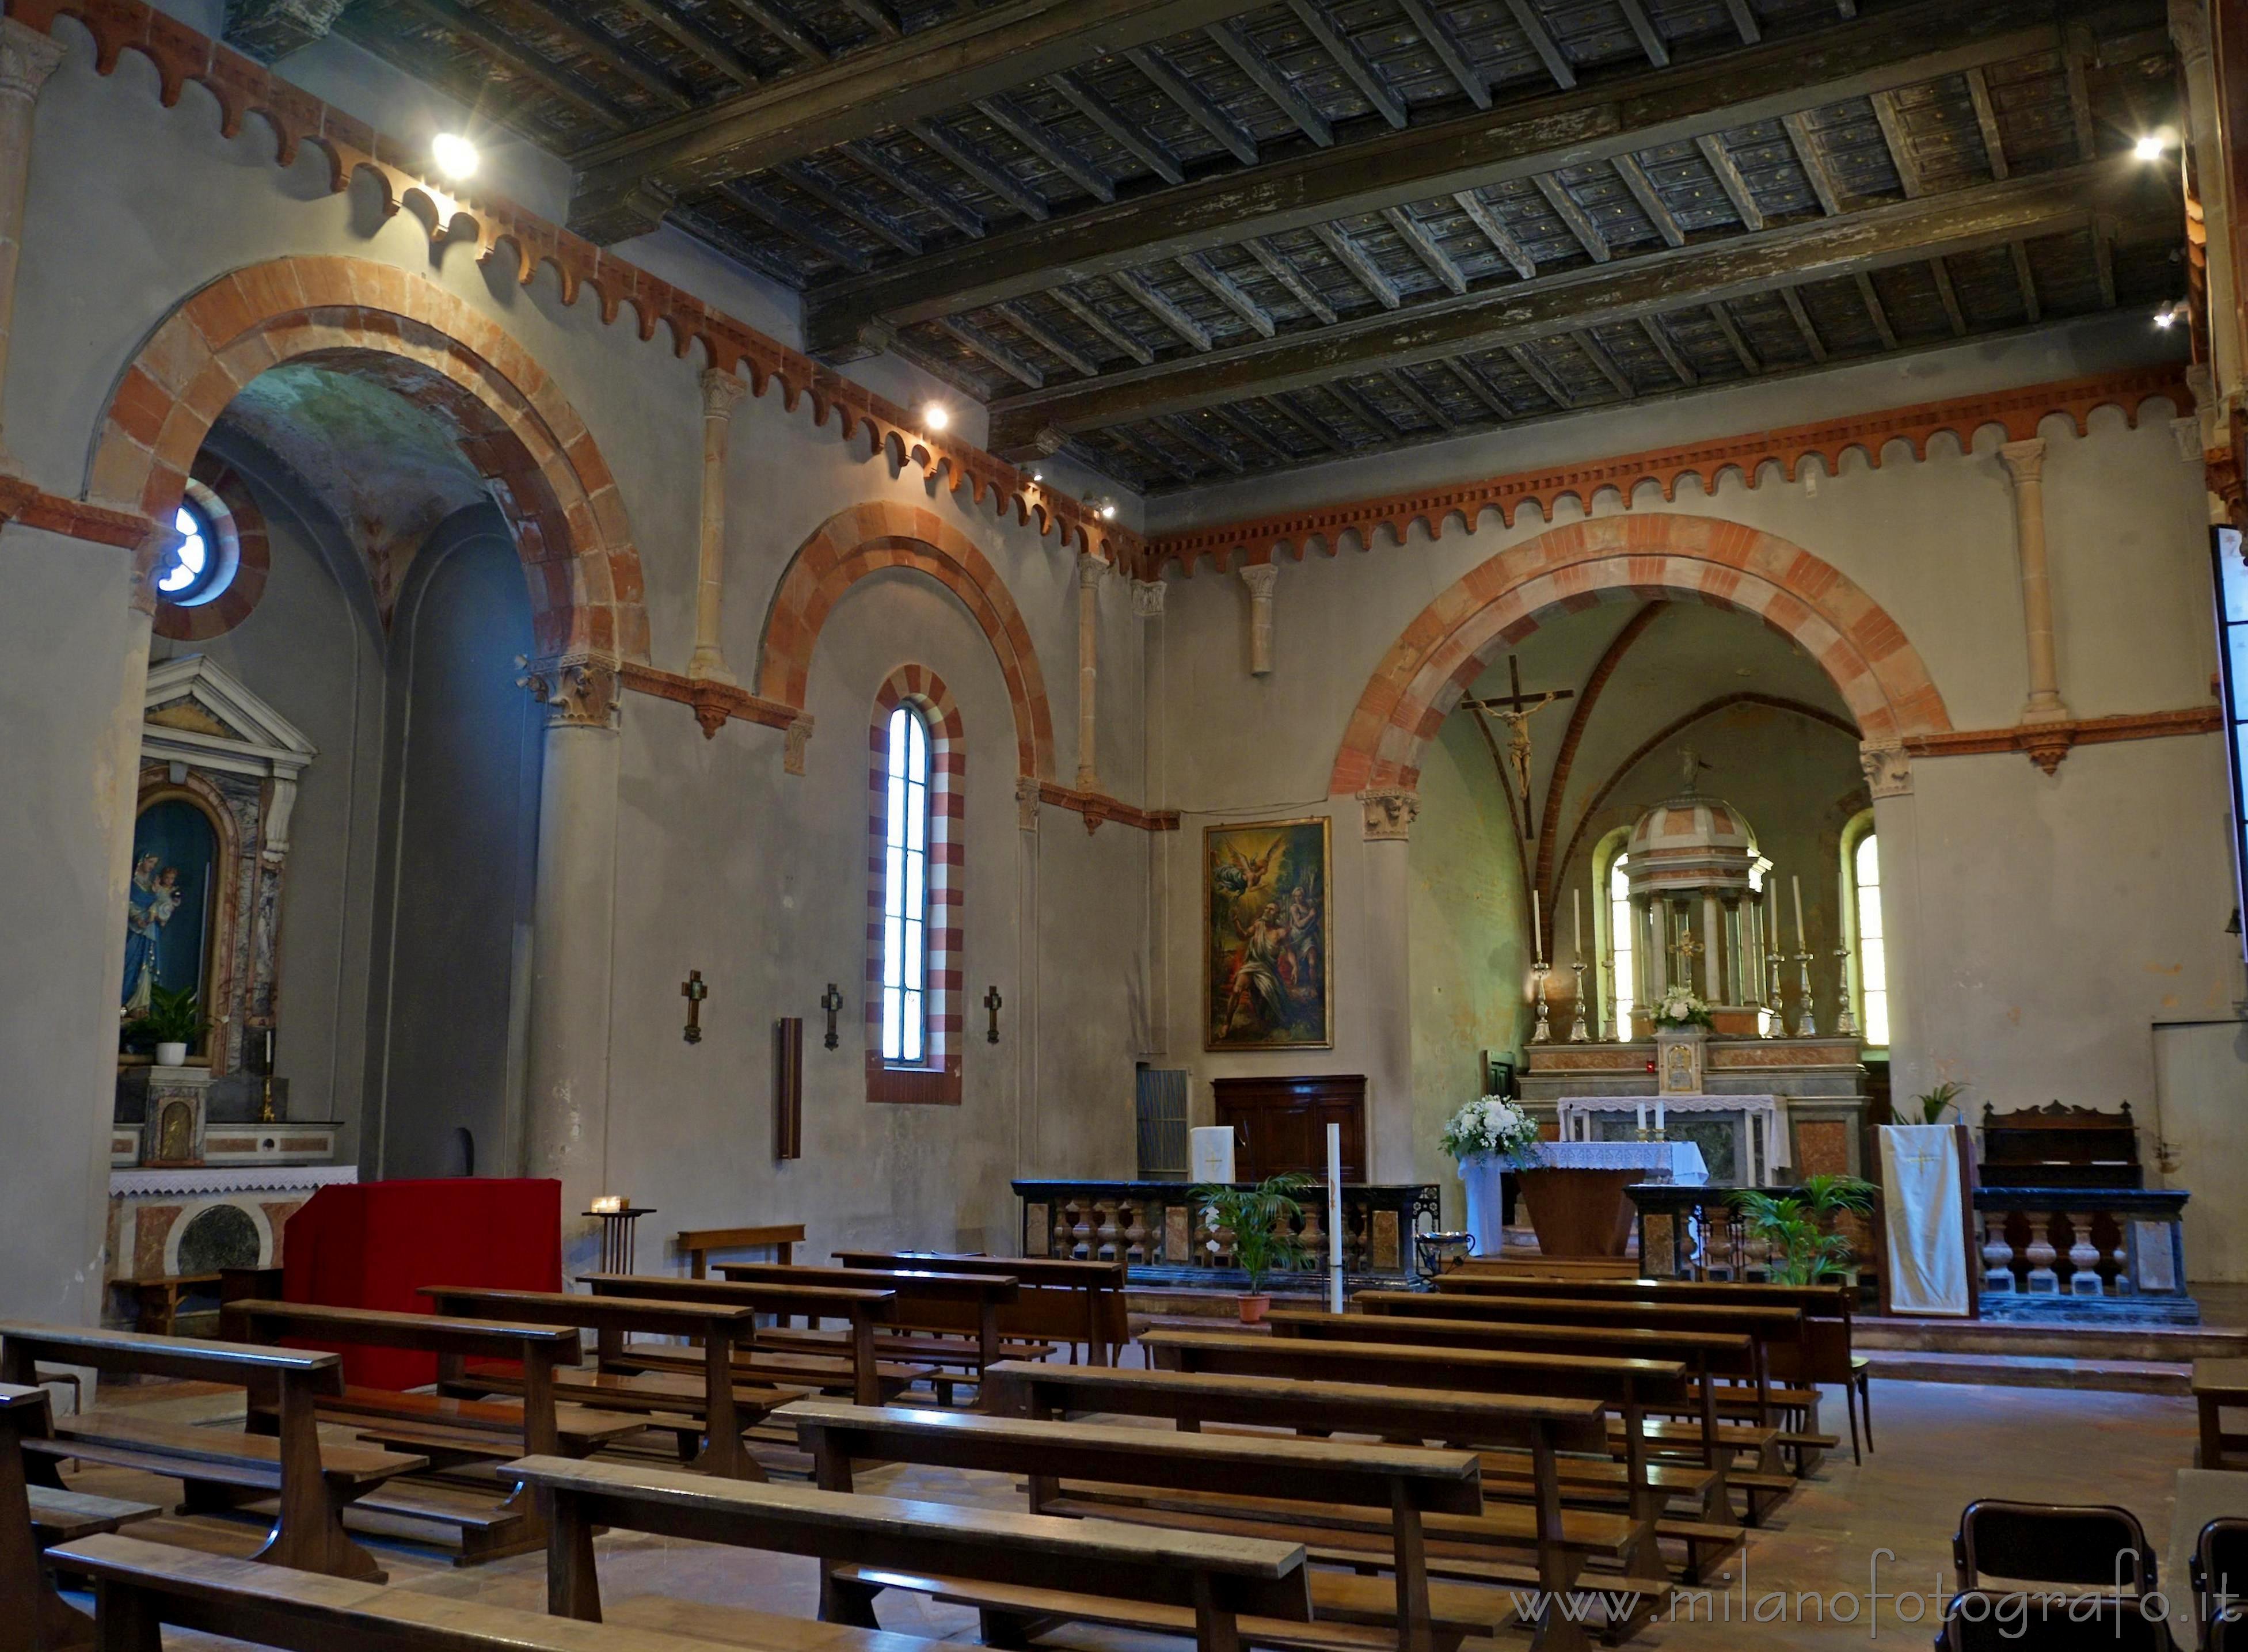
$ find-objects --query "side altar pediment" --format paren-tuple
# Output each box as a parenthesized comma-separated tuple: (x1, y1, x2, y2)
(142, 655, 317, 782)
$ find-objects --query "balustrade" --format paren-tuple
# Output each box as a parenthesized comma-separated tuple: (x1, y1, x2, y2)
(1014, 1179, 1439, 1286)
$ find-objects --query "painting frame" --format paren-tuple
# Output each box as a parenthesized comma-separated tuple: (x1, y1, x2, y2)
(1204, 815, 1334, 1052)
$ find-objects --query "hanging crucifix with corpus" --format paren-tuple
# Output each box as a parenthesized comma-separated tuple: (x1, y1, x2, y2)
(1460, 656, 1574, 841)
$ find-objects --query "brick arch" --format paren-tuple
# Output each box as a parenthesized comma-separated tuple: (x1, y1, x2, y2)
(88, 254, 648, 660)
(1330, 513, 1950, 795)
(759, 502, 1055, 780)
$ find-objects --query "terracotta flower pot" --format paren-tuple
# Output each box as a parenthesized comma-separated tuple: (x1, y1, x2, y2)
(1236, 1293, 1272, 1324)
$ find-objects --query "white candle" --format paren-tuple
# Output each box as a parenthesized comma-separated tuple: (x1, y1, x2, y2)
(1635, 1101, 1646, 1132)
(1791, 873, 1807, 951)
(1656, 1099, 1666, 1133)
(1532, 889, 1543, 962)
(1573, 886, 1583, 960)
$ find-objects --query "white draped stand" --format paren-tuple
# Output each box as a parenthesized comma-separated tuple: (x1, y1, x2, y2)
(1554, 1094, 1790, 1186)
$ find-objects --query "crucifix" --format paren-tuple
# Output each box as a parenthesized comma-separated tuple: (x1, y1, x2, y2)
(983, 984, 1003, 1044)
(680, 970, 707, 1045)
(819, 983, 844, 1050)
(1460, 656, 1576, 839)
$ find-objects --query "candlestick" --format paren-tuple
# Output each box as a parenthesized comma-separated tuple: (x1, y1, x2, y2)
(1532, 888, 1543, 962)
(1833, 943, 1858, 1038)
(1600, 951, 1619, 1042)
(1764, 949, 1785, 1038)
(1568, 960, 1589, 1042)
(1530, 964, 1553, 1044)
(1791, 950, 1817, 1038)
(1572, 886, 1582, 960)
(1791, 873, 1807, 950)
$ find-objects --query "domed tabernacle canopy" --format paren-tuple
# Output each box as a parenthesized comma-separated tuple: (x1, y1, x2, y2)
(1616, 750, 1772, 1026)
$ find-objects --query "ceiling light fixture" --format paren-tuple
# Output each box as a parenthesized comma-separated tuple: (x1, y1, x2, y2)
(2134, 134, 2167, 161)
(1100, 503, 1118, 520)
(923, 402, 950, 432)
(431, 132, 479, 181)
(2155, 299, 2191, 330)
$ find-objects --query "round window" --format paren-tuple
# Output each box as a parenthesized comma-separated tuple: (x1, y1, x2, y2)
(155, 496, 234, 607)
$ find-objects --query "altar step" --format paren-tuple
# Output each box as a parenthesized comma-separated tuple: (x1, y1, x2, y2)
(1855, 1315, 2248, 1362)
(1862, 1350, 2194, 1395)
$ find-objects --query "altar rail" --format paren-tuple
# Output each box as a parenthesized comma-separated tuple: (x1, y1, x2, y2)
(1012, 1179, 1441, 1286)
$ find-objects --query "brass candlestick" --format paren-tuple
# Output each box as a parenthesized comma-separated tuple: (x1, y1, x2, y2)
(1530, 961, 1553, 1044)
(1791, 950, 1818, 1038)
(1600, 952, 1619, 1041)
(1833, 943, 1858, 1038)
(1764, 951, 1785, 1038)
(1568, 961, 1590, 1042)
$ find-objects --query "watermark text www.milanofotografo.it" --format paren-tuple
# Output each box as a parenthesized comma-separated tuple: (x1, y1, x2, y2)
(1503, 1550, 2192, 1639)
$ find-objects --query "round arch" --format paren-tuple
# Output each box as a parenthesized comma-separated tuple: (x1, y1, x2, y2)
(758, 501, 1055, 781)
(87, 254, 648, 661)
(1330, 514, 1950, 795)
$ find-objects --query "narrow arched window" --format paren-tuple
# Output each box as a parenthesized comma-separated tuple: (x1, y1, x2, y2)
(1606, 851, 1634, 1037)
(880, 702, 931, 1065)
(1846, 815, 1889, 1048)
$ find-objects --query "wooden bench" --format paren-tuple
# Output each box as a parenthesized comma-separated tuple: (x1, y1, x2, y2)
(500, 1453, 1315, 1652)
(50, 1532, 979, 1652)
(576, 1274, 914, 1407)
(833, 1253, 1129, 1366)
(676, 1223, 805, 1278)
(713, 1263, 1024, 1389)
(2, 1383, 158, 1652)
(223, 1300, 644, 1564)
(783, 1397, 1494, 1652)
(107, 1274, 220, 1337)
(419, 1288, 776, 1479)
(0, 1323, 423, 1583)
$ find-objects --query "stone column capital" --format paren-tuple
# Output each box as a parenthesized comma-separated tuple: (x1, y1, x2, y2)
(699, 367, 748, 420)
(2170, 0, 2212, 69)
(1357, 787, 1420, 841)
(517, 654, 621, 729)
(1858, 742, 1912, 799)
(1015, 774, 1043, 832)
(1131, 578, 1166, 618)
(0, 17, 66, 102)
(1996, 437, 2047, 485)
(1239, 561, 1279, 597)
(1077, 551, 1108, 588)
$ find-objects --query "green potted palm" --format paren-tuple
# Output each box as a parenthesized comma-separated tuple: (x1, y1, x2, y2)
(1729, 1174, 1877, 1285)
(1193, 1173, 1314, 1323)
(127, 984, 206, 1067)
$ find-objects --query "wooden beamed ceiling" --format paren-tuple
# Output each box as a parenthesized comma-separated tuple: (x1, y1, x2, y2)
(331, 0, 2185, 492)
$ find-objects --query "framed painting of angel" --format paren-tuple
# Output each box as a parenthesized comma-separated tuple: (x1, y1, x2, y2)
(1205, 816, 1332, 1050)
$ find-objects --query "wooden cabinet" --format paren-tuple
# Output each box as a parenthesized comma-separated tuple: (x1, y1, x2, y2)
(1212, 1074, 1365, 1182)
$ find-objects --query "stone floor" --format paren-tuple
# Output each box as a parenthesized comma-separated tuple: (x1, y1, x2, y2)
(60, 1376, 2212, 1651)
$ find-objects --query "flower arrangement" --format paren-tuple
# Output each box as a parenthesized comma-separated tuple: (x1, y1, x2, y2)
(1650, 990, 1716, 1031)
(1440, 1096, 1542, 1167)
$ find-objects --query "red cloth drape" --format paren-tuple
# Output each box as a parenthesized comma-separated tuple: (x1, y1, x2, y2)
(280, 1178, 561, 1388)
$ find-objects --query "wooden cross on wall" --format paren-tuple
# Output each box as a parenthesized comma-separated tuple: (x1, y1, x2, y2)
(1459, 656, 1576, 840)
(680, 970, 707, 1045)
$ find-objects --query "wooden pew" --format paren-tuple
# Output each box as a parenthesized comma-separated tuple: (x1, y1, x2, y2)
(782, 1397, 1492, 1652)
(0, 1324, 423, 1582)
(832, 1252, 1129, 1366)
(50, 1532, 982, 1652)
(222, 1300, 644, 1563)
(3, 1383, 158, 1652)
(419, 1289, 775, 1479)
(575, 1274, 914, 1406)
(500, 1453, 1316, 1652)
(711, 1263, 1022, 1388)
(676, 1223, 804, 1278)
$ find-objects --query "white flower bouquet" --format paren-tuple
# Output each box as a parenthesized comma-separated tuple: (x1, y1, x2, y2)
(1650, 990, 1716, 1030)
(1439, 1095, 1541, 1167)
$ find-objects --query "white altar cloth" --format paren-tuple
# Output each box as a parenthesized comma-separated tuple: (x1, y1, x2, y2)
(1554, 1094, 1789, 1186)
(1530, 1140, 1707, 1185)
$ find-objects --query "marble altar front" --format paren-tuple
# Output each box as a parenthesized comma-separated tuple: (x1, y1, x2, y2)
(1557, 1094, 1787, 1186)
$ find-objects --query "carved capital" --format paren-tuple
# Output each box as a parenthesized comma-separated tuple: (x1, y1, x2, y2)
(517, 656, 621, 729)
(1077, 552, 1107, 590)
(1358, 787, 1420, 841)
(1996, 437, 2047, 487)
(2019, 722, 2077, 775)
(1858, 743, 1912, 799)
(783, 715, 814, 775)
(1239, 562, 1279, 600)
(700, 367, 748, 421)
(1131, 578, 1167, 619)
(2170, 0, 2212, 70)
(0, 17, 67, 102)
(1015, 774, 1042, 833)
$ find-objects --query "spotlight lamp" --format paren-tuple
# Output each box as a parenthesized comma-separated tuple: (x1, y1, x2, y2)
(2155, 299, 2192, 330)
(2134, 134, 2167, 161)
(922, 402, 950, 432)
(431, 131, 479, 181)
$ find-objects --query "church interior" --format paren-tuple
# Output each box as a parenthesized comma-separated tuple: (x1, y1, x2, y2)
(8, 0, 2248, 1643)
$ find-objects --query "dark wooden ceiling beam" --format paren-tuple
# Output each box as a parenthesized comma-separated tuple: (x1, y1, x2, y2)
(1384, 205, 1469, 294)
(909, 117, 1051, 221)
(722, 0, 830, 66)
(1535, 174, 1610, 262)
(390, 0, 633, 129)
(975, 95, 1116, 203)
(2092, 217, 2117, 304)
(802, 0, 2127, 350)
(511, 0, 696, 108)
(840, 139, 986, 239)
(1441, 356, 1515, 418)
(1572, 328, 1635, 396)
(1113, 268, 1214, 350)
(2009, 241, 2041, 321)
(1611, 152, 1684, 246)
(775, 159, 922, 253)
(1779, 284, 1827, 360)
(1051, 287, 1156, 364)
(1208, 21, 1333, 147)
(1107, 420, 1201, 482)
(1854, 271, 1898, 347)
(1157, 412, 1248, 473)
(1707, 300, 1762, 372)
(1724, 0, 1762, 46)
(1870, 89, 1925, 197)
(2064, 22, 2098, 161)
(1324, 376, 1402, 438)
(983, 159, 2163, 448)
(1638, 314, 1695, 383)
(611, 0, 762, 87)
(1210, 402, 1295, 460)
(569, 0, 1278, 232)
(1385, 366, 1456, 427)
(1261, 392, 1351, 451)
(935, 314, 1046, 385)
(1398, 0, 1490, 109)
(1505, 341, 1574, 408)
(1047, 71, 1185, 187)
(1182, 254, 1279, 337)
(837, 0, 903, 40)
(1453, 190, 1536, 277)
(1244, 236, 1339, 322)
(1782, 112, 1844, 214)
(1311, 223, 1402, 309)
(1965, 65, 2008, 178)
(995, 299, 1102, 375)
(1615, 0, 1668, 68)
(1126, 44, 1258, 165)
(721, 180, 873, 269)
(1695, 133, 1765, 231)
(1503, 0, 1576, 90)
(1288, 0, 1408, 128)
(1928, 253, 1966, 333)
